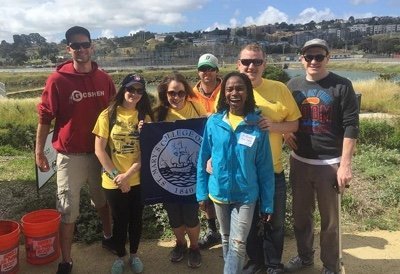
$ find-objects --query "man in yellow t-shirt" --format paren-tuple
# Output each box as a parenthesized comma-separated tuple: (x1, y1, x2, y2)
(238, 44, 301, 274)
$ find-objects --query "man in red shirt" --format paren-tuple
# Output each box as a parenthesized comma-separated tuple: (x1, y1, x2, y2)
(35, 26, 116, 274)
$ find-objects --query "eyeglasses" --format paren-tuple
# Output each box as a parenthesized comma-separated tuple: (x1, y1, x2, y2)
(126, 86, 144, 95)
(303, 54, 326, 62)
(167, 90, 186, 98)
(198, 66, 217, 72)
(69, 42, 91, 50)
(239, 59, 264, 67)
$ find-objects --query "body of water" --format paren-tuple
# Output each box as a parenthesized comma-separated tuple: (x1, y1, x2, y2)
(285, 68, 399, 82)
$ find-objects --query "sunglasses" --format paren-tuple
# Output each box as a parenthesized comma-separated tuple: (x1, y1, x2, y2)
(239, 59, 264, 67)
(69, 42, 91, 50)
(126, 86, 145, 95)
(167, 90, 186, 98)
(303, 54, 326, 62)
(198, 66, 217, 72)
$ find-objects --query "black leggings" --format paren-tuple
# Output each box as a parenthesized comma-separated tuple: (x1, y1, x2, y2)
(104, 185, 144, 257)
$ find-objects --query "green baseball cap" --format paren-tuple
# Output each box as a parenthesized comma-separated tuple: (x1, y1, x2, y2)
(197, 53, 219, 69)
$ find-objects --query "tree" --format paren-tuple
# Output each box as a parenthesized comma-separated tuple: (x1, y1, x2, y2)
(38, 43, 58, 59)
(29, 33, 46, 45)
(164, 35, 174, 44)
(304, 20, 316, 31)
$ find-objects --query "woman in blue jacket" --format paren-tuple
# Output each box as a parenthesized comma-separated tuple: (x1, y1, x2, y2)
(196, 72, 275, 274)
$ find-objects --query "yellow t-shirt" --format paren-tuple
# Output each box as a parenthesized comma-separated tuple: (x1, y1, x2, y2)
(164, 100, 207, 122)
(253, 79, 301, 173)
(227, 112, 244, 131)
(93, 106, 150, 189)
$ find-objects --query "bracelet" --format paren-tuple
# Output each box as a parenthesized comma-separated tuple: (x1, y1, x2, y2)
(105, 168, 119, 179)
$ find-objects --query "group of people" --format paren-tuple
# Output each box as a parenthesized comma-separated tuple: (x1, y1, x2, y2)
(35, 25, 359, 274)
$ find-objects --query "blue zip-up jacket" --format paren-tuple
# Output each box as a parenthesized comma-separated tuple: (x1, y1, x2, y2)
(196, 110, 275, 213)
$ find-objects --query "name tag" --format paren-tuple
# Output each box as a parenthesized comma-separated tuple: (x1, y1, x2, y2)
(238, 132, 256, 147)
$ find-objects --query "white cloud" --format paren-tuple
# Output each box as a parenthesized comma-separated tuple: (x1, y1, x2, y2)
(343, 12, 374, 20)
(204, 22, 230, 32)
(294, 8, 335, 24)
(100, 29, 115, 39)
(350, 0, 377, 5)
(0, 0, 206, 42)
(229, 18, 240, 29)
(128, 28, 145, 36)
(244, 6, 288, 26)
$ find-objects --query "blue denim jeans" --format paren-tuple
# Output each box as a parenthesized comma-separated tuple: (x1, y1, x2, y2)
(214, 202, 256, 274)
(246, 172, 287, 268)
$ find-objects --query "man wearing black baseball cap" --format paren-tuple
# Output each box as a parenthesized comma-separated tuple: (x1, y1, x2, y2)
(284, 38, 359, 274)
(36, 26, 116, 274)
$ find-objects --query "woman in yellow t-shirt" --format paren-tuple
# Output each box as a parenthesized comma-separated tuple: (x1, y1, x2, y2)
(153, 73, 206, 268)
(93, 74, 153, 274)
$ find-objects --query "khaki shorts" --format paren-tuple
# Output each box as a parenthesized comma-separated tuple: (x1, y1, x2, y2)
(56, 153, 106, 223)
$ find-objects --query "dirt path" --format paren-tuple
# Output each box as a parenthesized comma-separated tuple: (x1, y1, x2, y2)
(17, 230, 400, 274)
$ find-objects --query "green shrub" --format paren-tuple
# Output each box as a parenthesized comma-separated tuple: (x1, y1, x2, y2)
(0, 145, 23, 156)
(0, 123, 36, 150)
(263, 65, 290, 83)
(359, 119, 400, 150)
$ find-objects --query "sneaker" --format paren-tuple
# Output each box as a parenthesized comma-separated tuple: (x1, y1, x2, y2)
(56, 261, 73, 274)
(187, 248, 202, 268)
(266, 265, 285, 274)
(170, 242, 187, 262)
(285, 255, 313, 273)
(198, 230, 221, 249)
(321, 266, 341, 274)
(129, 256, 144, 273)
(243, 260, 264, 274)
(102, 237, 118, 255)
(111, 258, 125, 274)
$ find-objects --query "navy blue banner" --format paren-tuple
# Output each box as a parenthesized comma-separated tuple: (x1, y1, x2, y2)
(140, 118, 207, 204)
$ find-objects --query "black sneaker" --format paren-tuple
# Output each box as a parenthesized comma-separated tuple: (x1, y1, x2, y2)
(102, 237, 118, 255)
(243, 260, 264, 274)
(187, 248, 202, 268)
(198, 230, 221, 249)
(56, 261, 73, 274)
(170, 242, 187, 262)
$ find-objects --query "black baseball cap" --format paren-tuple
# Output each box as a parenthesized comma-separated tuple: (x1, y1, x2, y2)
(65, 26, 91, 44)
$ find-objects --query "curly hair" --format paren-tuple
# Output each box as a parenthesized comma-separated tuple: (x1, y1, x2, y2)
(216, 72, 256, 116)
(154, 72, 196, 121)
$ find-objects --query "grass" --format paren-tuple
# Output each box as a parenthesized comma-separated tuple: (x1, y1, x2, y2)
(0, 98, 39, 127)
(353, 79, 400, 114)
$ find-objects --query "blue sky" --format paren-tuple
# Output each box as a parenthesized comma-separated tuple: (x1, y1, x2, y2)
(0, 0, 398, 43)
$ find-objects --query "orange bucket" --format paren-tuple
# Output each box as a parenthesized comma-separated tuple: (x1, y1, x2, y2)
(0, 220, 20, 274)
(21, 209, 61, 265)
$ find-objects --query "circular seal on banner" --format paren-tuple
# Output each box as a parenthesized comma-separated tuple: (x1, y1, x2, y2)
(150, 129, 202, 196)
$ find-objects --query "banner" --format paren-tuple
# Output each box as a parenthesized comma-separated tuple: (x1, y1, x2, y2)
(140, 118, 207, 204)
(35, 130, 57, 191)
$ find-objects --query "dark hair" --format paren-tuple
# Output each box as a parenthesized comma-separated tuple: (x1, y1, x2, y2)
(65, 26, 91, 44)
(216, 72, 256, 115)
(107, 74, 154, 124)
(154, 72, 196, 121)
